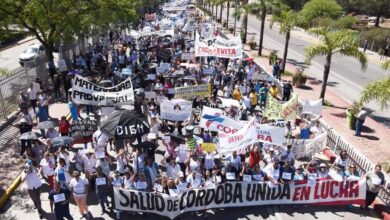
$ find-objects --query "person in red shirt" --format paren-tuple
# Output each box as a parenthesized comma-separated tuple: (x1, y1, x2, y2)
(248, 145, 262, 169)
(59, 116, 70, 136)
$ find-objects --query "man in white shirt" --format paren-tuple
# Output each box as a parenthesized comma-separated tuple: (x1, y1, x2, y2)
(21, 160, 43, 218)
(83, 149, 97, 182)
(92, 129, 110, 149)
(227, 151, 241, 171)
(69, 171, 90, 218)
(186, 171, 203, 188)
(263, 158, 281, 184)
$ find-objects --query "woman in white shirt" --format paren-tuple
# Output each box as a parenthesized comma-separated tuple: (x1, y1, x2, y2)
(69, 171, 90, 218)
(39, 152, 56, 190)
(116, 149, 128, 175)
(203, 152, 215, 172)
(185, 153, 201, 175)
(332, 150, 349, 171)
(54, 158, 71, 189)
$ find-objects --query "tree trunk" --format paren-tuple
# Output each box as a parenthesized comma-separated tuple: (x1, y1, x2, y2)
(233, 10, 237, 36)
(320, 53, 332, 100)
(258, 10, 266, 56)
(243, 14, 248, 43)
(226, 2, 230, 29)
(211, 5, 214, 17)
(219, 3, 223, 23)
(375, 14, 381, 27)
(45, 43, 55, 62)
(282, 30, 290, 73)
(215, 4, 218, 19)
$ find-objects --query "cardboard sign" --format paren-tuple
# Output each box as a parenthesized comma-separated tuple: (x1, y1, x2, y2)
(147, 74, 156, 80)
(96, 177, 107, 186)
(243, 174, 252, 182)
(69, 119, 98, 138)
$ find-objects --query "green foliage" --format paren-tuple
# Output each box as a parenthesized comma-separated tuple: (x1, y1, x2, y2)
(0, 68, 10, 76)
(0, 31, 28, 45)
(359, 28, 390, 52)
(299, 0, 343, 28)
(383, 60, 390, 70)
(312, 16, 356, 29)
(360, 78, 390, 110)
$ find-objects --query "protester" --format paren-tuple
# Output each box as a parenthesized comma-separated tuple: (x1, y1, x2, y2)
(364, 164, 385, 210)
(21, 160, 43, 218)
(48, 181, 73, 220)
(69, 171, 90, 218)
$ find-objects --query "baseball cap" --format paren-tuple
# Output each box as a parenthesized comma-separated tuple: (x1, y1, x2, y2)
(320, 163, 327, 168)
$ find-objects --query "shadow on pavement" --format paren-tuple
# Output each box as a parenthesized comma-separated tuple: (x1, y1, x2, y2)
(359, 135, 380, 141)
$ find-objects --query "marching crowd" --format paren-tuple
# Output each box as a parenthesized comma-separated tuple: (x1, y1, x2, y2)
(16, 2, 387, 220)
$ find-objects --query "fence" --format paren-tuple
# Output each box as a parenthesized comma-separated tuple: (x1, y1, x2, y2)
(0, 53, 48, 120)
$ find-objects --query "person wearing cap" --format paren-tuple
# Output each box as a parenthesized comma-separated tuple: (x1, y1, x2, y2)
(82, 149, 97, 188)
(16, 118, 32, 157)
(306, 160, 318, 174)
(317, 163, 330, 180)
(69, 171, 89, 218)
(95, 166, 110, 215)
(39, 151, 56, 190)
(328, 164, 345, 181)
(21, 160, 43, 218)
(364, 164, 385, 209)
(263, 147, 278, 165)
(48, 181, 73, 220)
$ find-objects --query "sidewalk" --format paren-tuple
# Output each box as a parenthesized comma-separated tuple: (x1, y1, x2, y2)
(244, 45, 390, 166)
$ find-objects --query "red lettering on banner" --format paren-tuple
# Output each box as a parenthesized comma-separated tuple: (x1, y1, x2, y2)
(339, 181, 349, 198)
(228, 135, 243, 144)
(258, 134, 273, 142)
(293, 186, 311, 201)
(216, 125, 238, 134)
(330, 181, 339, 198)
(349, 181, 359, 198)
(314, 182, 320, 199)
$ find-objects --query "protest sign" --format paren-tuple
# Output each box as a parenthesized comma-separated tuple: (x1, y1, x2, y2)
(71, 75, 134, 105)
(174, 84, 211, 99)
(115, 180, 365, 219)
(218, 118, 258, 153)
(265, 94, 298, 121)
(256, 124, 285, 146)
(147, 74, 156, 80)
(145, 91, 157, 100)
(57, 59, 67, 72)
(145, 13, 157, 21)
(161, 99, 192, 121)
(292, 132, 328, 159)
(202, 68, 214, 75)
(69, 119, 98, 138)
(195, 34, 243, 59)
(201, 143, 216, 152)
(199, 106, 241, 134)
(302, 99, 323, 116)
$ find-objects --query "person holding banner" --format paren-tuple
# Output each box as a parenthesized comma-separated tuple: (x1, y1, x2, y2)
(279, 161, 295, 184)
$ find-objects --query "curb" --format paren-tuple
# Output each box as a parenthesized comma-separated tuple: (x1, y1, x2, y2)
(0, 170, 22, 209)
(0, 37, 36, 52)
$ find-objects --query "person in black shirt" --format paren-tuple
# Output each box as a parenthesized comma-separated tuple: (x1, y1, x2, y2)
(17, 118, 32, 156)
(48, 181, 73, 220)
(282, 81, 293, 101)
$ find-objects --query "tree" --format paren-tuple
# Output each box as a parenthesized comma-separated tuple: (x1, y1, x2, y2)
(270, 3, 300, 72)
(360, 60, 390, 110)
(0, 0, 141, 64)
(359, 0, 390, 27)
(233, 0, 250, 42)
(248, 0, 267, 56)
(299, 0, 343, 28)
(305, 27, 367, 100)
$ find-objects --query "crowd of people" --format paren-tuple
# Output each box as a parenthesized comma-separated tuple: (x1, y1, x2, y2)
(16, 1, 387, 220)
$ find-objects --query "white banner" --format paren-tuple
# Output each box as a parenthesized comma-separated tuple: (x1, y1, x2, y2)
(71, 75, 134, 105)
(218, 98, 241, 108)
(161, 99, 192, 121)
(256, 124, 285, 146)
(115, 180, 366, 219)
(174, 84, 211, 99)
(57, 59, 67, 72)
(292, 132, 328, 159)
(199, 106, 241, 133)
(195, 34, 243, 59)
(218, 118, 258, 153)
(302, 99, 323, 116)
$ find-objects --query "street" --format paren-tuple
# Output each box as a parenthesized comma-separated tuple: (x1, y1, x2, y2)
(219, 6, 390, 124)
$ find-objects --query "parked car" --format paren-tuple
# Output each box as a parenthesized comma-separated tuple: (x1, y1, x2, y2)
(19, 43, 44, 66)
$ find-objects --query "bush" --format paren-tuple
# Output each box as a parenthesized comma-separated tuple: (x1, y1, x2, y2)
(359, 28, 390, 52)
(0, 31, 28, 46)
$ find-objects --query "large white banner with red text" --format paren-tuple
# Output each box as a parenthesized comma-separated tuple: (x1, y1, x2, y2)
(218, 118, 258, 153)
(195, 34, 243, 59)
(115, 180, 366, 219)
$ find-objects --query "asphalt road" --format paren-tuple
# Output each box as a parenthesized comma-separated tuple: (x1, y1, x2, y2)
(218, 6, 390, 123)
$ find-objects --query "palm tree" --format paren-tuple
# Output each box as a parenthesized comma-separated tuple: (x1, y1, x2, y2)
(360, 60, 390, 110)
(270, 6, 299, 72)
(233, 0, 250, 42)
(305, 27, 367, 100)
(249, 0, 267, 56)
